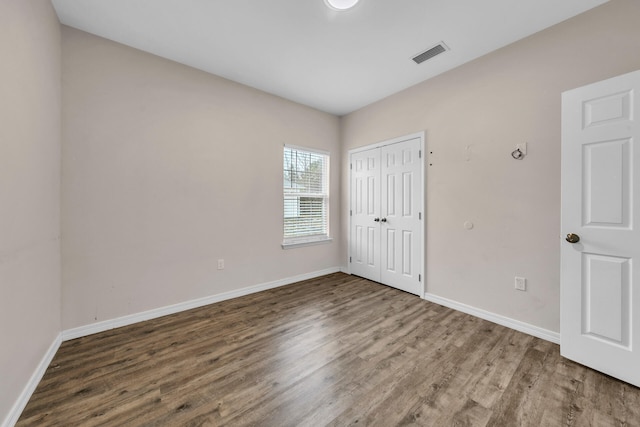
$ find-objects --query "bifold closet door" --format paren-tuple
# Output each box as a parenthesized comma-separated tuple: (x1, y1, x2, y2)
(350, 137, 422, 295)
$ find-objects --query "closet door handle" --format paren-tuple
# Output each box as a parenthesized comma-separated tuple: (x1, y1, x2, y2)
(380, 218, 387, 223)
(374, 218, 380, 222)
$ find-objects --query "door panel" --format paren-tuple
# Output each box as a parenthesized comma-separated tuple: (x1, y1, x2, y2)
(582, 139, 630, 227)
(350, 149, 380, 282)
(403, 172, 412, 216)
(387, 175, 396, 216)
(561, 69, 640, 387)
(402, 230, 412, 275)
(582, 253, 630, 347)
(386, 228, 396, 273)
(380, 138, 422, 295)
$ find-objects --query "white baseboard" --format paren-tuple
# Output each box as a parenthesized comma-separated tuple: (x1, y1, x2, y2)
(423, 292, 560, 344)
(62, 267, 342, 341)
(2, 334, 62, 427)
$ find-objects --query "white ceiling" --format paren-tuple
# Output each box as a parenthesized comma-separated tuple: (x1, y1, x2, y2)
(51, 0, 609, 116)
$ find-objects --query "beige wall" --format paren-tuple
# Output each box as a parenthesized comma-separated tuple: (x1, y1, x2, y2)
(341, 0, 640, 333)
(61, 27, 342, 330)
(0, 0, 61, 423)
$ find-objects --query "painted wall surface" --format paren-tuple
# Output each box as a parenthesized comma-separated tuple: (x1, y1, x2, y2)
(341, 0, 640, 333)
(61, 27, 342, 330)
(0, 0, 61, 423)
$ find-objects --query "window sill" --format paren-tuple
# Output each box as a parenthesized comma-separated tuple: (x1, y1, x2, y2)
(282, 237, 333, 250)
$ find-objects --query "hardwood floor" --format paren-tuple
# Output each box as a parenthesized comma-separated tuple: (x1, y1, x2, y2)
(17, 273, 640, 426)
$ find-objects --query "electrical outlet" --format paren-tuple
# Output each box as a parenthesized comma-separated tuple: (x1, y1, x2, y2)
(515, 276, 526, 291)
(217, 259, 225, 270)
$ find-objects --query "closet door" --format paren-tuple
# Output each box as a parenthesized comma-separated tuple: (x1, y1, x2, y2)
(350, 148, 381, 282)
(380, 138, 422, 295)
(349, 135, 423, 296)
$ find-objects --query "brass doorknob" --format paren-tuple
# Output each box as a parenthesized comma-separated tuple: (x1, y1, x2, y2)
(566, 233, 580, 244)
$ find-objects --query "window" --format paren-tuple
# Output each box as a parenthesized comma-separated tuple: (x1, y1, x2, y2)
(283, 145, 330, 248)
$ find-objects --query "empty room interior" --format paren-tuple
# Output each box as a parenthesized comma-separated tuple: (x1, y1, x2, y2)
(3, 0, 640, 425)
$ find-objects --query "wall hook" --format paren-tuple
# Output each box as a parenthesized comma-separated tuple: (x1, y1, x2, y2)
(511, 148, 524, 160)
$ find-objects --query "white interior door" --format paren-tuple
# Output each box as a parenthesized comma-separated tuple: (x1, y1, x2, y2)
(350, 135, 423, 296)
(380, 139, 422, 295)
(561, 69, 640, 387)
(350, 148, 381, 282)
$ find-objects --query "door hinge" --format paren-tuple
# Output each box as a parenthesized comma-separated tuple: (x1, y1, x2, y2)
(419, 150, 422, 158)
(349, 257, 352, 263)
(419, 274, 421, 282)
(350, 210, 352, 216)
(419, 212, 422, 220)
(350, 163, 353, 170)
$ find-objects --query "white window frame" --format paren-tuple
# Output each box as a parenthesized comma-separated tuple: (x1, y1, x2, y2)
(282, 144, 332, 249)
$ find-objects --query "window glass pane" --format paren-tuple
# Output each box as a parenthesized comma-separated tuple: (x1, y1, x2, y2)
(283, 148, 327, 195)
(283, 147, 329, 242)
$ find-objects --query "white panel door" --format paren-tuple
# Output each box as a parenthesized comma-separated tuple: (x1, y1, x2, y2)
(380, 138, 422, 295)
(350, 135, 423, 296)
(350, 148, 381, 282)
(561, 69, 640, 387)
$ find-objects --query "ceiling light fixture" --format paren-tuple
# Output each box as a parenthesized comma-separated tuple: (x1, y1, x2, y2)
(324, 0, 359, 11)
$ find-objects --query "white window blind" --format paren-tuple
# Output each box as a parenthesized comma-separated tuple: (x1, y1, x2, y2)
(283, 145, 330, 246)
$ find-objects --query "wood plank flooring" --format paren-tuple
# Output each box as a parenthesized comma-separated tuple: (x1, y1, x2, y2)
(17, 273, 640, 426)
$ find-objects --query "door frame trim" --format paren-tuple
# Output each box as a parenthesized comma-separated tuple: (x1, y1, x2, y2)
(347, 131, 425, 296)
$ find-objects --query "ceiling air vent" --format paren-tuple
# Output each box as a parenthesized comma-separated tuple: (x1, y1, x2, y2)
(412, 42, 448, 64)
